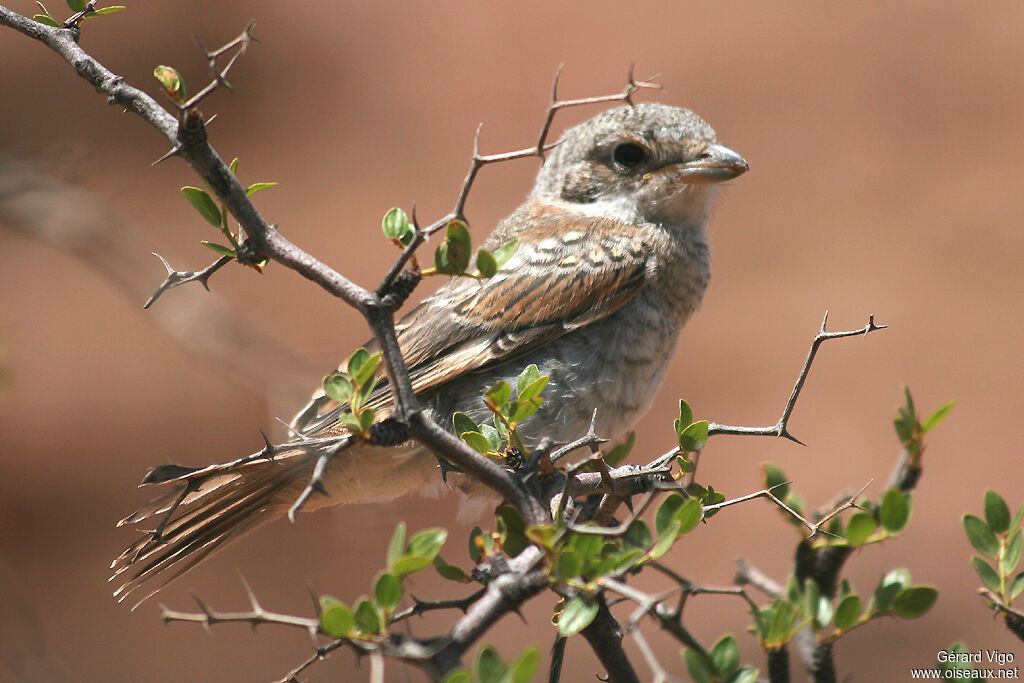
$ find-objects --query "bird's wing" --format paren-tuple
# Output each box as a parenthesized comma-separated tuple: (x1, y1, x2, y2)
(292, 209, 651, 437)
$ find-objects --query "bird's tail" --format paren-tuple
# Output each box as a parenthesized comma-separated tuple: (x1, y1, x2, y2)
(110, 446, 319, 609)
(111, 436, 438, 608)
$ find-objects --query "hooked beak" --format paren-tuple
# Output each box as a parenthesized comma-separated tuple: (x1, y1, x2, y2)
(645, 143, 749, 184)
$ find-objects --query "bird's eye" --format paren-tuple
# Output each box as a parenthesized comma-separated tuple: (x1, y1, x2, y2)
(612, 142, 647, 169)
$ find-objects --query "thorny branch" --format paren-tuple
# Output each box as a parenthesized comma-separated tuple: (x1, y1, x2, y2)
(144, 253, 231, 308)
(708, 311, 886, 444)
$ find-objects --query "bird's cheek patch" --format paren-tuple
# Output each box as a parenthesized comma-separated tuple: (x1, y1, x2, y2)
(561, 164, 615, 204)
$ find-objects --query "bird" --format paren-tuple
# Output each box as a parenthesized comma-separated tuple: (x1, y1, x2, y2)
(111, 102, 748, 606)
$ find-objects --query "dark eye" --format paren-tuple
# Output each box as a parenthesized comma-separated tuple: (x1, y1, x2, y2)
(612, 142, 647, 169)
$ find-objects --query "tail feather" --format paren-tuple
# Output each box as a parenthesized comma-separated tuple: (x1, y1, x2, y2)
(111, 450, 312, 608)
(111, 434, 435, 607)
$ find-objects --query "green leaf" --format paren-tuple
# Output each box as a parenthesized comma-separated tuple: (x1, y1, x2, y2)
(322, 373, 354, 404)
(387, 521, 406, 568)
(880, 489, 912, 533)
(729, 668, 760, 683)
(765, 600, 796, 646)
(677, 497, 703, 536)
(493, 416, 510, 442)
(555, 549, 582, 580)
(373, 571, 403, 611)
(682, 648, 714, 683)
(655, 494, 685, 539)
(356, 382, 378, 419)
(709, 635, 740, 677)
(453, 412, 479, 437)
(485, 381, 512, 409)
(346, 348, 371, 381)
(319, 596, 354, 637)
(516, 364, 541, 396)
(609, 548, 646, 576)
(33, 12, 60, 26)
(567, 531, 603, 561)
(229, 158, 240, 174)
(407, 527, 447, 560)
(353, 597, 380, 635)
(902, 386, 917, 422)
(517, 376, 549, 402)
(65, 0, 84, 12)
(677, 399, 693, 431)
(524, 524, 558, 550)
(893, 417, 912, 444)
(381, 207, 410, 239)
(972, 556, 1001, 592)
(622, 519, 652, 550)
(845, 512, 878, 547)
(180, 186, 221, 227)
(834, 593, 861, 631)
(338, 410, 362, 435)
(872, 571, 907, 613)
(476, 249, 498, 278)
(480, 423, 502, 451)
(461, 431, 492, 454)
(433, 555, 471, 583)
(762, 462, 789, 500)
(504, 398, 542, 425)
(442, 671, 472, 683)
(392, 554, 433, 576)
(510, 646, 540, 683)
(246, 181, 278, 196)
(985, 491, 1012, 534)
(802, 579, 821, 623)
(679, 420, 709, 452)
(649, 495, 700, 560)
(1010, 571, 1024, 601)
(558, 595, 599, 636)
(495, 506, 528, 557)
(201, 241, 236, 258)
(921, 399, 956, 433)
(604, 431, 635, 467)
(476, 645, 506, 683)
(491, 238, 519, 267)
(434, 220, 472, 275)
(1012, 504, 1024, 533)
(1004, 530, 1023, 575)
(893, 586, 938, 618)
(963, 514, 1000, 559)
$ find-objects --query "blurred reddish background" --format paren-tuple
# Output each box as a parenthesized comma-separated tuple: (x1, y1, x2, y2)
(2, 1, 1022, 681)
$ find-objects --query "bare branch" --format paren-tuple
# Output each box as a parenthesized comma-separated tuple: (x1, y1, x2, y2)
(160, 590, 320, 637)
(734, 558, 785, 598)
(709, 312, 886, 443)
(389, 590, 486, 625)
(275, 640, 346, 683)
(183, 21, 258, 110)
(144, 253, 231, 308)
(702, 481, 868, 540)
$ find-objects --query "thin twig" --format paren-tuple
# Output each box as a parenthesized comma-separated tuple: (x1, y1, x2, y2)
(389, 590, 485, 625)
(276, 640, 346, 683)
(180, 21, 258, 111)
(708, 312, 886, 444)
(144, 253, 231, 308)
